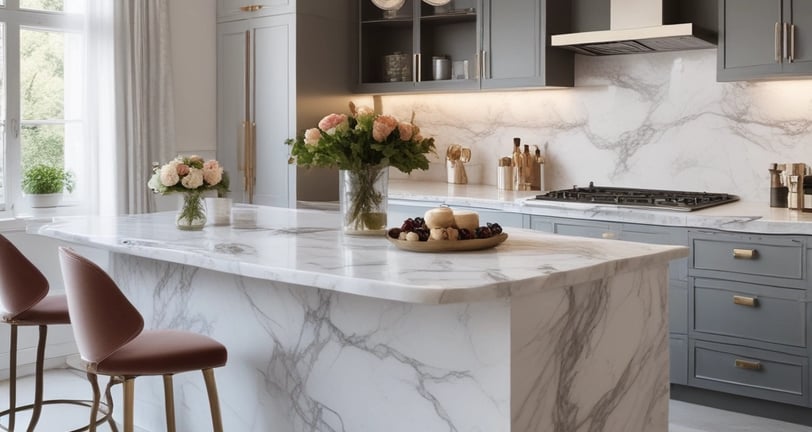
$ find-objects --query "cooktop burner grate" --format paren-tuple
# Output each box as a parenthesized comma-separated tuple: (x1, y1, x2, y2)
(534, 182, 739, 211)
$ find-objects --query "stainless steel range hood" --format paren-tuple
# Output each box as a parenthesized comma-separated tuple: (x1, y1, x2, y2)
(551, 0, 717, 56)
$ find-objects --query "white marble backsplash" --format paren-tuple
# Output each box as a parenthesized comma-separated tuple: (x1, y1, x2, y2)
(375, 49, 812, 202)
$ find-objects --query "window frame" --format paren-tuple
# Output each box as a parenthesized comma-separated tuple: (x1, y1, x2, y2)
(0, 1, 83, 218)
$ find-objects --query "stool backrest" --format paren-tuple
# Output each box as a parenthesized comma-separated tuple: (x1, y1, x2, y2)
(58, 247, 144, 365)
(0, 234, 48, 320)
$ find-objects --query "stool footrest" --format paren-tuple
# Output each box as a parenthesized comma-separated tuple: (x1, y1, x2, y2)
(0, 398, 114, 432)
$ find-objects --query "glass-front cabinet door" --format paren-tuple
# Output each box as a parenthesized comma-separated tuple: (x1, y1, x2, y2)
(358, 0, 480, 93)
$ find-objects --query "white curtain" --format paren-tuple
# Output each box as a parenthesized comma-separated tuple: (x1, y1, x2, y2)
(84, 0, 116, 217)
(114, 0, 176, 214)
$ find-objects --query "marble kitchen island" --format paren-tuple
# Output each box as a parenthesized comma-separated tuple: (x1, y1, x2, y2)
(36, 207, 688, 432)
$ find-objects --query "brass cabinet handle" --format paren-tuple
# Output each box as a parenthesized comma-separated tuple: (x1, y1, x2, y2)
(601, 232, 616, 240)
(735, 359, 763, 371)
(790, 23, 796, 62)
(732, 248, 757, 259)
(784, 22, 789, 60)
(240, 5, 264, 12)
(733, 295, 758, 307)
(775, 22, 782, 63)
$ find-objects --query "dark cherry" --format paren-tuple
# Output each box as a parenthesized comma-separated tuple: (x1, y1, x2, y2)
(457, 228, 474, 240)
(486, 222, 503, 235)
(401, 218, 415, 232)
(388, 228, 402, 239)
(475, 226, 493, 239)
(414, 228, 430, 241)
(413, 217, 426, 229)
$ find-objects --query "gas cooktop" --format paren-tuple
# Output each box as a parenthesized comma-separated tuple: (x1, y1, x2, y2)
(533, 182, 739, 212)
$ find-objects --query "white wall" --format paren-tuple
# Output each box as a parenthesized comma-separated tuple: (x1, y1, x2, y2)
(168, 0, 217, 160)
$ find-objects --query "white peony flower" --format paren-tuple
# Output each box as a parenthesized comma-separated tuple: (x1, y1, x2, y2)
(181, 167, 204, 189)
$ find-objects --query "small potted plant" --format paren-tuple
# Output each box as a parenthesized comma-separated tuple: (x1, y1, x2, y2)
(22, 164, 75, 208)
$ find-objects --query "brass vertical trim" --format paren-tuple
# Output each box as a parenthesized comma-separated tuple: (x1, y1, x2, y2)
(243, 30, 252, 200)
(202, 369, 224, 432)
(790, 23, 796, 62)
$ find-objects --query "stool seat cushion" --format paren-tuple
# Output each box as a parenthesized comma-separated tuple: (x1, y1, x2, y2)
(12, 294, 70, 325)
(96, 329, 227, 376)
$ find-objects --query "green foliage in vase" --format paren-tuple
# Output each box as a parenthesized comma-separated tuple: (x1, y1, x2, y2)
(22, 164, 75, 195)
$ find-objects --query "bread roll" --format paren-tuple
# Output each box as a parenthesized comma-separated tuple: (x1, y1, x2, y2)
(424, 207, 455, 229)
(453, 210, 479, 231)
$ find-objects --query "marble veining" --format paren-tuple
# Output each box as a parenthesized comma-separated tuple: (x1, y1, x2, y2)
(377, 50, 812, 203)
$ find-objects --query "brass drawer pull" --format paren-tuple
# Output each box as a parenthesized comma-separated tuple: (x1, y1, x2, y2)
(240, 4, 264, 12)
(732, 248, 757, 259)
(733, 295, 758, 307)
(735, 359, 763, 371)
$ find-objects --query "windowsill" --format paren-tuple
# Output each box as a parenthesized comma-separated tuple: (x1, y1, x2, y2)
(1, 201, 89, 232)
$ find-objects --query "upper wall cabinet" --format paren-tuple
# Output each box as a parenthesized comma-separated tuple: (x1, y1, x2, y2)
(217, 0, 294, 22)
(718, 0, 812, 81)
(356, 0, 573, 93)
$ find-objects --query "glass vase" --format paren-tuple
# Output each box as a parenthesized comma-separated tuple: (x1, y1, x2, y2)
(340, 165, 388, 235)
(176, 190, 207, 231)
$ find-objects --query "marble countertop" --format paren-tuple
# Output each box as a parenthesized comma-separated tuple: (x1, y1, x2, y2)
(35, 207, 687, 305)
(389, 180, 812, 235)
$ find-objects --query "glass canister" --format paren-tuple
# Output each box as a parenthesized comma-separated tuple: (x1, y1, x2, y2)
(383, 52, 411, 82)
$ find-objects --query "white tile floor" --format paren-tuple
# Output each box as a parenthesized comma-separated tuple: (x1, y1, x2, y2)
(0, 368, 810, 432)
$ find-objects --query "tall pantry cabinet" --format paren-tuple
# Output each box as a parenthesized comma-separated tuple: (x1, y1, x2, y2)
(216, 1, 354, 206)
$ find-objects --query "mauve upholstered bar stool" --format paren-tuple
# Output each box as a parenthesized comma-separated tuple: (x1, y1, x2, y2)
(57, 247, 227, 432)
(0, 234, 114, 432)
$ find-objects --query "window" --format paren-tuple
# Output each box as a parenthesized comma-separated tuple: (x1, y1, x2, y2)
(0, 0, 85, 215)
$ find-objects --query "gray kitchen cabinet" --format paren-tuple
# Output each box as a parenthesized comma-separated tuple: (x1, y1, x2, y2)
(529, 215, 690, 384)
(216, 0, 354, 206)
(688, 229, 812, 406)
(480, 0, 573, 89)
(718, 0, 812, 81)
(356, 0, 573, 93)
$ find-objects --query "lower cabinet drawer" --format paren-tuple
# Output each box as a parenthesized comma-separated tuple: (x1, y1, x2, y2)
(691, 340, 809, 406)
(692, 278, 807, 348)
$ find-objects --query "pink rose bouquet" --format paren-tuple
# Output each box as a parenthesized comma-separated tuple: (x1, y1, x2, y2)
(286, 102, 435, 173)
(148, 155, 230, 198)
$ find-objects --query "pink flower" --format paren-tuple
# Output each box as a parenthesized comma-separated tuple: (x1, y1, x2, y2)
(318, 113, 348, 135)
(181, 168, 204, 189)
(304, 128, 322, 146)
(159, 162, 180, 187)
(202, 160, 223, 186)
(398, 122, 414, 141)
(372, 115, 398, 142)
(176, 164, 190, 176)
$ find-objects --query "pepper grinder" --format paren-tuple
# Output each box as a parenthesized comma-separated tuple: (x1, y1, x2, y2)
(769, 163, 788, 208)
(788, 163, 807, 210)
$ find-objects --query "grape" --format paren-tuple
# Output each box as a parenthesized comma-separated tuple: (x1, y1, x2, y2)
(486, 222, 503, 235)
(401, 218, 416, 232)
(413, 217, 426, 229)
(457, 228, 474, 240)
(475, 226, 493, 239)
(414, 228, 430, 241)
(388, 228, 402, 239)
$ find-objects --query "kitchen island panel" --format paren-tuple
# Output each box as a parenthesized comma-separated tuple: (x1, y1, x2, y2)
(109, 252, 668, 432)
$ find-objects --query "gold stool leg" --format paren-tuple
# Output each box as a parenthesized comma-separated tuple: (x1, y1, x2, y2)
(162, 375, 176, 432)
(8, 325, 17, 432)
(122, 378, 135, 432)
(86, 372, 101, 432)
(26, 325, 47, 432)
(202, 369, 224, 432)
(104, 376, 120, 432)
